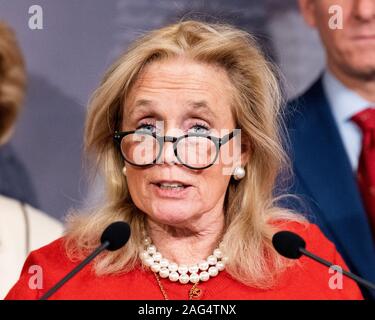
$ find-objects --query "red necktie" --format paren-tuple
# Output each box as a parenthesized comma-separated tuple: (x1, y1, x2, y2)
(352, 107, 375, 237)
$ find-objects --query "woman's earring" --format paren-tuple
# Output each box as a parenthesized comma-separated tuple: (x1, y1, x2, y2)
(233, 166, 245, 180)
(122, 166, 127, 176)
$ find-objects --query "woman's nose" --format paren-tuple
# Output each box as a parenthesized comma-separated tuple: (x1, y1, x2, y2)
(158, 127, 184, 165)
(160, 139, 178, 165)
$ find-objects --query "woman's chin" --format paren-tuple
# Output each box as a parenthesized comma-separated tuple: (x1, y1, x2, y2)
(150, 202, 198, 225)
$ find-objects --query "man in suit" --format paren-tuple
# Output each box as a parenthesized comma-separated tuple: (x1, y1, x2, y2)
(284, 0, 375, 298)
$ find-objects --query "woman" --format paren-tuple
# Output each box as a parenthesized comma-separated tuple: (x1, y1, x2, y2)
(6, 20, 362, 300)
(0, 21, 63, 299)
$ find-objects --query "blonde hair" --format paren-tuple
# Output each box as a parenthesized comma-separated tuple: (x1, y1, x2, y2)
(66, 19, 304, 288)
(0, 22, 26, 145)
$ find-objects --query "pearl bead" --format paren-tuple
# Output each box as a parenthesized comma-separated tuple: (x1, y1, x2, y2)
(140, 251, 149, 260)
(198, 260, 209, 271)
(216, 261, 225, 271)
(208, 266, 219, 277)
(233, 166, 246, 180)
(179, 274, 190, 284)
(144, 256, 154, 267)
(207, 255, 217, 265)
(159, 258, 169, 268)
(189, 265, 199, 274)
(151, 263, 161, 273)
(159, 267, 170, 278)
(199, 271, 210, 282)
(213, 248, 223, 259)
(141, 233, 228, 284)
(169, 271, 179, 282)
(153, 252, 162, 262)
(143, 237, 151, 246)
(189, 273, 200, 283)
(147, 245, 156, 255)
(168, 263, 178, 272)
(178, 264, 188, 274)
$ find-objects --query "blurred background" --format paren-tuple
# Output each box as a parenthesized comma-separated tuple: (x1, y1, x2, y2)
(0, 0, 325, 220)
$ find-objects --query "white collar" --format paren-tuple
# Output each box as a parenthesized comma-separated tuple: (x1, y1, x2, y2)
(322, 70, 373, 124)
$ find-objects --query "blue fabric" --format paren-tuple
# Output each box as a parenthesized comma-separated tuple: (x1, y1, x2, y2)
(281, 77, 375, 299)
(0, 143, 39, 208)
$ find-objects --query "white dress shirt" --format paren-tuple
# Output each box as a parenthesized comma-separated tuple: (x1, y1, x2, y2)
(322, 71, 374, 171)
(0, 195, 63, 299)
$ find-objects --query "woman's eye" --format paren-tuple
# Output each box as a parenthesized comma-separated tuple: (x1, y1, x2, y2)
(137, 123, 156, 133)
(189, 124, 210, 134)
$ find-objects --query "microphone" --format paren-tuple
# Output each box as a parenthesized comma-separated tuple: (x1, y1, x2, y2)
(39, 221, 131, 300)
(272, 230, 375, 291)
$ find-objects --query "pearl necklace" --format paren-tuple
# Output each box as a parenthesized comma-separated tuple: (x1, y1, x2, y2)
(139, 236, 228, 284)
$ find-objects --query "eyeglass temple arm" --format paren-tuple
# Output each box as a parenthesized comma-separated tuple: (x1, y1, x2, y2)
(220, 129, 240, 146)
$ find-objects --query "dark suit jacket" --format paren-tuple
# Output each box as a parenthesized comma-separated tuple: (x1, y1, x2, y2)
(283, 77, 375, 299)
(0, 143, 38, 208)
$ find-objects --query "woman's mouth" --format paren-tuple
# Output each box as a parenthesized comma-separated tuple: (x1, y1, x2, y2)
(158, 182, 186, 190)
(151, 181, 192, 198)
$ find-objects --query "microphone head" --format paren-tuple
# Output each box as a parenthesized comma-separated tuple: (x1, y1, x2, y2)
(272, 230, 306, 259)
(100, 221, 131, 251)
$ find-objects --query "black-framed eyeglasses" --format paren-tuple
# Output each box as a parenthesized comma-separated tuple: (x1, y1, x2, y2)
(113, 130, 239, 169)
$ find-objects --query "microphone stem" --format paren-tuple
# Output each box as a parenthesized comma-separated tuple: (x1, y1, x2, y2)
(299, 248, 375, 291)
(39, 241, 110, 300)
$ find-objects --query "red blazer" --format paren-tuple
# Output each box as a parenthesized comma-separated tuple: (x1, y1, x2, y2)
(5, 222, 363, 300)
